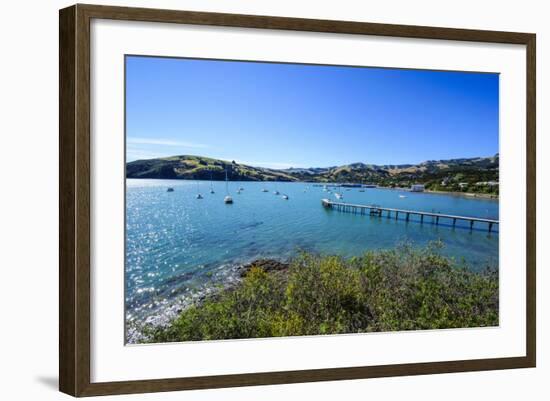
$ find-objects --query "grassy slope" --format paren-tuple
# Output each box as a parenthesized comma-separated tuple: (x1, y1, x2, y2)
(126, 155, 297, 181)
(126, 154, 499, 193)
(146, 243, 498, 342)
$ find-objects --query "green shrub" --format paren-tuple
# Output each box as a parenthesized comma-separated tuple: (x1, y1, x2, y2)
(147, 243, 498, 343)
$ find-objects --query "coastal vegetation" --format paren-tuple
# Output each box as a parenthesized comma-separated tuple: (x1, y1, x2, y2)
(126, 154, 499, 195)
(145, 243, 498, 343)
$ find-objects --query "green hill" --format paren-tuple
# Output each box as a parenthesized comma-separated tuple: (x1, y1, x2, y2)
(126, 154, 499, 193)
(126, 155, 297, 182)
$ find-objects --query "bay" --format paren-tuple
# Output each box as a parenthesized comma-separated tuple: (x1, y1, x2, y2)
(125, 179, 499, 323)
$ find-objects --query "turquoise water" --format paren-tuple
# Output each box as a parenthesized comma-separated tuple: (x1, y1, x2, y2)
(126, 179, 499, 320)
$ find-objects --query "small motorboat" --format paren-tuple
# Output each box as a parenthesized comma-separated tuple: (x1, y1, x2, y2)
(273, 181, 281, 195)
(261, 188, 269, 192)
(167, 187, 174, 192)
(335, 193, 343, 200)
(224, 195, 233, 204)
(399, 195, 407, 199)
(282, 194, 289, 200)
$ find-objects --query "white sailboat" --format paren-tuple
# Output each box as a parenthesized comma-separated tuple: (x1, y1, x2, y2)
(224, 169, 233, 204)
(209, 172, 215, 194)
(335, 192, 343, 200)
(273, 182, 280, 195)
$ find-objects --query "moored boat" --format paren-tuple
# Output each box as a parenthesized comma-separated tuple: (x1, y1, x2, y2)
(224, 169, 233, 204)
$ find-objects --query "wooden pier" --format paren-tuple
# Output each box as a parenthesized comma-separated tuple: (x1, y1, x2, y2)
(321, 199, 499, 232)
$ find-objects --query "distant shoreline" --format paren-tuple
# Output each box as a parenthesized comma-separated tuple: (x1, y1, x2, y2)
(126, 178, 498, 200)
(375, 186, 498, 200)
(424, 189, 498, 200)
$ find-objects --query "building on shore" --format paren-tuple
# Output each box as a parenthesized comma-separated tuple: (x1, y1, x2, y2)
(410, 184, 425, 192)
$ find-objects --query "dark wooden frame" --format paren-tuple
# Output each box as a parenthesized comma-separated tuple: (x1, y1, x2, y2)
(59, 3, 536, 397)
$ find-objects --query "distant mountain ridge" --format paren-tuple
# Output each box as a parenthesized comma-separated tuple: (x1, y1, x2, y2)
(126, 154, 499, 191)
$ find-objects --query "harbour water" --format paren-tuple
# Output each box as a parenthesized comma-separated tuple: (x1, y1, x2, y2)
(125, 179, 499, 328)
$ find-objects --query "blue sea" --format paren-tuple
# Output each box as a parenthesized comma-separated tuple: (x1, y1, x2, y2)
(125, 179, 499, 325)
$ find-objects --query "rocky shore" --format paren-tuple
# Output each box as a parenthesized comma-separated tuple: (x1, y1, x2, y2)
(126, 258, 289, 344)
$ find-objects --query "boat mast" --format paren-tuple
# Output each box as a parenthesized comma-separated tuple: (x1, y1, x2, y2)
(210, 171, 215, 193)
(225, 169, 229, 194)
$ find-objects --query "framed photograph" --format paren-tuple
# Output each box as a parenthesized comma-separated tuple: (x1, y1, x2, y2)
(59, 4, 536, 397)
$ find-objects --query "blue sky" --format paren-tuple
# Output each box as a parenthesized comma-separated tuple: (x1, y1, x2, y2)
(126, 56, 499, 168)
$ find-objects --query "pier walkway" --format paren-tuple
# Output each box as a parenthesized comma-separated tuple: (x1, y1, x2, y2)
(321, 199, 499, 232)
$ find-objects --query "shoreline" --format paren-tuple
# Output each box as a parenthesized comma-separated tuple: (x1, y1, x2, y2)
(423, 189, 498, 200)
(374, 185, 498, 200)
(126, 249, 498, 344)
(126, 258, 289, 344)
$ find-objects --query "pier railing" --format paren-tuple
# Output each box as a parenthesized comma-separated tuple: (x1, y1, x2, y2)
(321, 199, 499, 232)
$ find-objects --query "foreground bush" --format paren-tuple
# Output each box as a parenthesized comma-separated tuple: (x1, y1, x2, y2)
(147, 243, 498, 342)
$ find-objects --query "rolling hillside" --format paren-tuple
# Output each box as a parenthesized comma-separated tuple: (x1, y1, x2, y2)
(126, 155, 297, 182)
(126, 154, 499, 192)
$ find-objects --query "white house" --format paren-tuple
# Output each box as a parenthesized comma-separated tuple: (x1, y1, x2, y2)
(410, 184, 425, 192)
